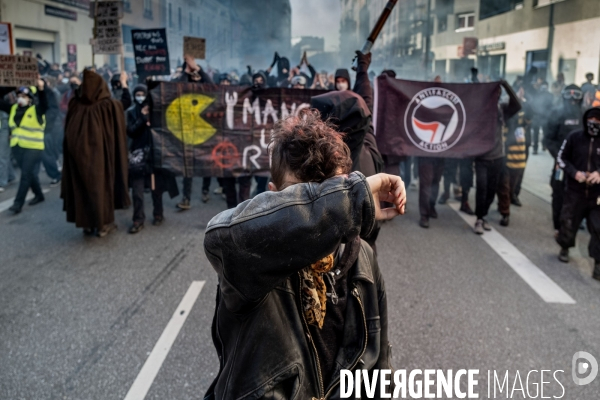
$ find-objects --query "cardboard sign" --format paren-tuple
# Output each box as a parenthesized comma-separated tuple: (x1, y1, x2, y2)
(183, 36, 205, 60)
(132, 28, 170, 78)
(0, 23, 13, 55)
(90, 1, 123, 54)
(0, 55, 38, 87)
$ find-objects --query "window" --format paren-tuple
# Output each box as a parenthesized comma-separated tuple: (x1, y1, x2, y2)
(178, 7, 182, 31)
(123, 0, 131, 12)
(144, 0, 152, 19)
(479, 0, 522, 20)
(456, 13, 475, 31)
(533, 0, 565, 7)
(437, 15, 447, 33)
(168, 4, 173, 28)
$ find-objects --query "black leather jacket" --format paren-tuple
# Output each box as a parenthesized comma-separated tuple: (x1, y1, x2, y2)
(203, 172, 393, 399)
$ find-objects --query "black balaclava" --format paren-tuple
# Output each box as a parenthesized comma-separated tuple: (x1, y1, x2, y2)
(252, 71, 268, 89)
(584, 107, 600, 137)
(277, 57, 290, 79)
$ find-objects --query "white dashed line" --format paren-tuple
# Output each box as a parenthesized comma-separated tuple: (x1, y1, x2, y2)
(449, 202, 576, 304)
(124, 280, 205, 400)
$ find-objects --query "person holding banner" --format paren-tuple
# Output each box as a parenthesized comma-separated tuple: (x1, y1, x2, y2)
(0, 80, 48, 214)
(172, 54, 214, 210)
(126, 85, 179, 233)
(473, 81, 521, 235)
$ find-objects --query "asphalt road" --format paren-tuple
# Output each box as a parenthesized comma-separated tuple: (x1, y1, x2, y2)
(2, 160, 600, 399)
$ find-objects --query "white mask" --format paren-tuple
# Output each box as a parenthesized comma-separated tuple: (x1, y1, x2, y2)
(62, 78, 69, 84)
(336, 81, 349, 91)
(17, 97, 30, 107)
(135, 96, 146, 104)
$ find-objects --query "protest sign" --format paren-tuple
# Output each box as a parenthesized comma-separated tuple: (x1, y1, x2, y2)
(90, 1, 123, 55)
(375, 75, 502, 158)
(132, 28, 170, 78)
(0, 55, 38, 87)
(0, 23, 13, 55)
(149, 82, 325, 177)
(183, 36, 206, 59)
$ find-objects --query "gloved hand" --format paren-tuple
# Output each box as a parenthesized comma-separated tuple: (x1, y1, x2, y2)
(355, 51, 372, 73)
(270, 52, 280, 69)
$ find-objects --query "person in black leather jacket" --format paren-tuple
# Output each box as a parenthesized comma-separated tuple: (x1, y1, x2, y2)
(556, 107, 600, 280)
(203, 111, 406, 400)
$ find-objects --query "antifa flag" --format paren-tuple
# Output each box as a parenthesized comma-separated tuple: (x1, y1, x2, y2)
(374, 75, 502, 158)
(148, 82, 326, 177)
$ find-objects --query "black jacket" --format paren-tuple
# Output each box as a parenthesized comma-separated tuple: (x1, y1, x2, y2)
(544, 101, 583, 159)
(203, 172, 392, 400)
(557, 108, 600, 197)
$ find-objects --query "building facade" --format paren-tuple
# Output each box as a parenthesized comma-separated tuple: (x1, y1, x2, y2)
(341, 0, 600, 84)
(0, 0, 95, 69)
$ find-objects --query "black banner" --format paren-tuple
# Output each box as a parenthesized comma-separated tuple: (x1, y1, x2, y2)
(375, 76, 502, 158)
(131, 28, 170, 79)
(149, 82, 326, 178)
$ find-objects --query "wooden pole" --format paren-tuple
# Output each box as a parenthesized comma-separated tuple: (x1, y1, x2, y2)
(92, 0, 99, 67)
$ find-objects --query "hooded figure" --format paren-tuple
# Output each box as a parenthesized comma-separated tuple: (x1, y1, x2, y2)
(62, 70, 131, 236)
(311, 91, 371, 174)
(252, 71, 268, 89)
(556, 107, 600, 277)
(334, 68, 351, 91)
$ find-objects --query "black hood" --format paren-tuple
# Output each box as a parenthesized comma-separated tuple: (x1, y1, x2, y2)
(310, 90, 371, 139)
(277, 57, 290, 77)
(132, 84, 147, 96)
(583, 107, 600, 136)
(252, 71, 268, 89)
(335, 68, 352, 88)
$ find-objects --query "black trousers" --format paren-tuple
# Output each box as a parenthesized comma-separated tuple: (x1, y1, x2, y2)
(497, 166, 525, 216)
(475, 158, 503, 219)
(442, 158, 458, 195)
(557, 190, 600, 261)
(551, 169, 565, 231)
(459, 158, 474, 203)
(221, 176, 251, 209)
(182, 176, 212, 199)
(12, 146, 43, 208)
(132, 175, 163, 223)
(418, 157, 444, 218)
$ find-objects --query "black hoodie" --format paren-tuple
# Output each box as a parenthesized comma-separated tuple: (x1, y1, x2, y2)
(557, 107, 600, 197)
(311, 91, 370, 172)
(334, 68, 352, 88)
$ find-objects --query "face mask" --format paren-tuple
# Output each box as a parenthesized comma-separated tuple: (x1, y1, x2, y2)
(17, 97, 30, 107)
(135, 96, 146, 104)
(336, 81, 349, 91)
(62, 78, 69, 84)
(587, 120, 600, 136)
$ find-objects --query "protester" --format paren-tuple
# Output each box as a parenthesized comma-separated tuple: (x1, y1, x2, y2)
(418, 157, 444, 228)
(202, 110, 405, 399)
(473, 81, 521, 234)
(544, 84, 584, 235)
(334, 68, 351, 91)
(172, 54, 214, 210)
(109, 71, 132, 110)
(555, 107, 600, 281)
(497, 85, 532, 226)
(39, 76, 62, 186)
(0, 80, 47, 213)
(581, 73, 596, 100)
(126, 84, 178, 233)
(0, 108, 14, 192)
(62, 70, 130, 237)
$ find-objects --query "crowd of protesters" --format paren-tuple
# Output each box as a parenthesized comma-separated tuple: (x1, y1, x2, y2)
(2, 52, 600, 278)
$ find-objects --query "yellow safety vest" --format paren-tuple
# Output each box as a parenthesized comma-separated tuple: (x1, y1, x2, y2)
(9, 104, 46, 150)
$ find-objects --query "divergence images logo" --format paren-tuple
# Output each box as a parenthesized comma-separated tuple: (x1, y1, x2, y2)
(572, 351, 598, 386)
(404, 88, 466, 153)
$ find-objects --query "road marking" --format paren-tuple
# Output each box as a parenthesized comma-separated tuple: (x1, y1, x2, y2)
(124, 280, 205, 400)
(448, 202, 576, 304)
(0, 188, 51, 213)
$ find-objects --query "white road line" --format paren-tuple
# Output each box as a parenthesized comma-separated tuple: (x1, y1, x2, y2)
(0, 188, 51, 213)
(448, 202, 576, 304)
(124, 281, 205, 400)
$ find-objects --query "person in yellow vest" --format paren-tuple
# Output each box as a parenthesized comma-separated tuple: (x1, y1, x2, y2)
(0, 79, 48, 214)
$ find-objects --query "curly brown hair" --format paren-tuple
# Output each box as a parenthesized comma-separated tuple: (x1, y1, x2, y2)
(269, 110, 352, 190)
